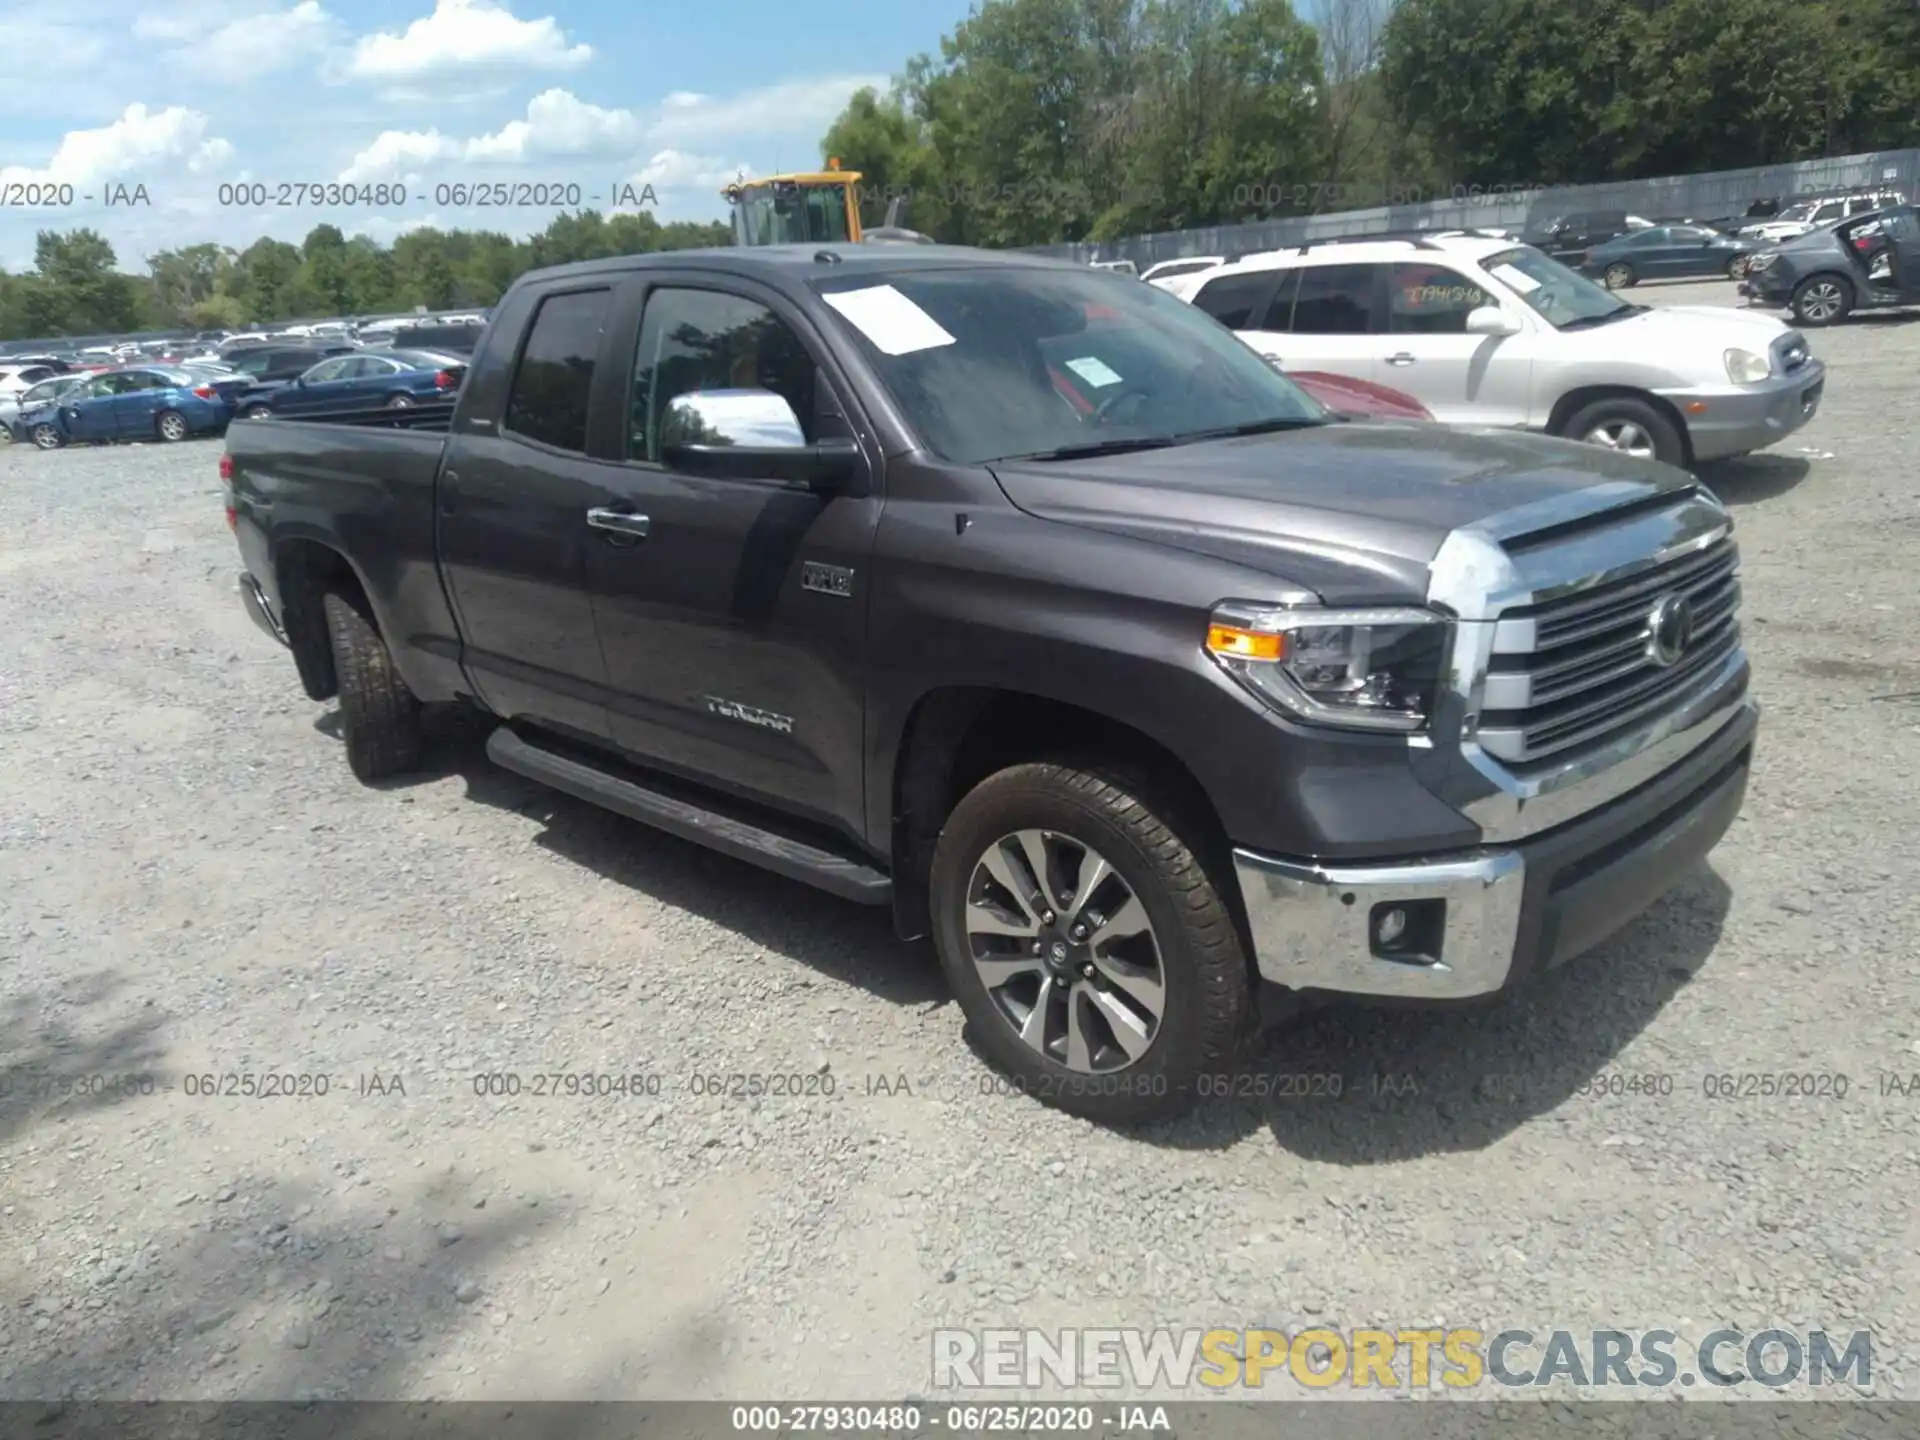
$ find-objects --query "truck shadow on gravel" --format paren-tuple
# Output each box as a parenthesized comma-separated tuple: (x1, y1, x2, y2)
(1696, 454, 1809, 506)
(324, 708, 947, 1011)
(1222, 866, 1733, 1163)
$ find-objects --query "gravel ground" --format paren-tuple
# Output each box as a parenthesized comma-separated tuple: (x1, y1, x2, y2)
(3, 278, 1919, 1407)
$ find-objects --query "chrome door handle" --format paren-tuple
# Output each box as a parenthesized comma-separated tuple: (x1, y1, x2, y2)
(586, 508, 650, 538)
(1386, 352, 1416, 366)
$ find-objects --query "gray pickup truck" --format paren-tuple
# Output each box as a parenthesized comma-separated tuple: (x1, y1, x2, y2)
(225, 243, 1757, 1123)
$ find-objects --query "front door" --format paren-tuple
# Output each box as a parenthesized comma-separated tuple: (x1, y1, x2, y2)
(65, 373, 129, 441)
(1380, 261, 1530, 426)
(275, 355, 357, 414)
(436, 284, 624, 744)
(581, 278, 881, 838)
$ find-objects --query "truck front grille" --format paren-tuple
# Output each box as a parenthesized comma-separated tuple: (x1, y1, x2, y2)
(1477, 536, 1741, 767)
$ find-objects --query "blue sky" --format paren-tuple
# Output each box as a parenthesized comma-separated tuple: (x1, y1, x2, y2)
(0, 0, 974, 272)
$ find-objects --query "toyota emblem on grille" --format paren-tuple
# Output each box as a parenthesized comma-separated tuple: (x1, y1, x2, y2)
(1645, 592, 1695, 668)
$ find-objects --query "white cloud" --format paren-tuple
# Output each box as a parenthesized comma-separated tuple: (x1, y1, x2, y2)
(337, 77, 886, 186)
(0, 105, 237, 188)
(646, 74, 888, 145)
(342, 0, 591, 84)
(186, 2, 340, 83)
(632, 151, 754, 191)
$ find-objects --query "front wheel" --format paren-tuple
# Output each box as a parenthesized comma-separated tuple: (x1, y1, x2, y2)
(1791, 274, 1853, 327)
(243, 405, 273, 421)
(321, 589, 423, 781)
(30, 423, 63, 450)
(929, 761, 1252, 1125)
(1562, 396, 1685, 467)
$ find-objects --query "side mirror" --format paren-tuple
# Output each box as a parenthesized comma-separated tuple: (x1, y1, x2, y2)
(1465, 306, 1520, 337)
(658, 388, 860, 487)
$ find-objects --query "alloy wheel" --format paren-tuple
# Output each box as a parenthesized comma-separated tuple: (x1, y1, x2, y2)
(1582, 419, 1656, 459)
(31, 424, 61, 450)
(963, 828, 1166, 1073)
(1604, 264, 1632, 289)
(158, 413, 188, 441)
(1798, 282, 1844, 323)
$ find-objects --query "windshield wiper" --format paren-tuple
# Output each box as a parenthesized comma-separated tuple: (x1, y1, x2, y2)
(1171, 416, 1327, 442)
(1004, 436, 1181, 462)
(1560, 304, 1648, 330)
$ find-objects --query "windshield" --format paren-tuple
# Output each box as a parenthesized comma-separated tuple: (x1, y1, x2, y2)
(732, 183, 854, 245)
(811, 265, 1326, 465)
(1481, 247, 1636, 329)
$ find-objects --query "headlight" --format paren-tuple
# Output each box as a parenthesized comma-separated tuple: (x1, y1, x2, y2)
(1205, 603, 1447, 732)
(1745, 252, 1774, 272)
(1724, 347, 1771, 384)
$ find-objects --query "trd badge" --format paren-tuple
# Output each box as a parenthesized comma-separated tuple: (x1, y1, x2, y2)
(801, 561, 855, 598)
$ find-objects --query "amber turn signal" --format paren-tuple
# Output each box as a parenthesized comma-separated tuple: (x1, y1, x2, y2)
(1206, 624, 1286, 661)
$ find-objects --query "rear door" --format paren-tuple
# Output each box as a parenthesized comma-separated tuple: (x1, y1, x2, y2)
(1278, 262, 1385, 385)
(1382, 260, 1529, 425)
(111, 369, 180, 436)
(1883, 209, 1920, 296)
(579, 275, 882, 837)
(436, 283, 623, 743)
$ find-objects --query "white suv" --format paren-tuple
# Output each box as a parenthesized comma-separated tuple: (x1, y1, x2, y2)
(1740, 190, 1907, 244)
(1163, 233, 1825, 466)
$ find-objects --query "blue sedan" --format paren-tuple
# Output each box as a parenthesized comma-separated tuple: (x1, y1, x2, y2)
(36, 366, 247, 448)
(238, 349, 467, 419)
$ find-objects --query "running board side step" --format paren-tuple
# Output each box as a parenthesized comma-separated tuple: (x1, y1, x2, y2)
(486, 726, 892, 905)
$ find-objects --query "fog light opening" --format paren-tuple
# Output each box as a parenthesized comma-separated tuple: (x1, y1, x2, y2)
(1368, 898, 1446, 964)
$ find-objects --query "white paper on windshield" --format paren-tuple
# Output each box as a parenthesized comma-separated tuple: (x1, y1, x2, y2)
(1487, 264, 1542, 294)
(1063, 356, 1124, 388)
(822, 285, 956, 355)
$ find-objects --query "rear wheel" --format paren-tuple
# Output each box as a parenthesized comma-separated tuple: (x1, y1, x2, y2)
(1562, 396, 1685, 467)
(322, 589, 423, 781)
(386, 393, 416, 410)
(929, 760, 1251, 1125)
(1603, 262, 1636, 289)
(1727, 255, 1748, 280)
(1791, 274, 1853, 326)
(155, 409, 189, 442)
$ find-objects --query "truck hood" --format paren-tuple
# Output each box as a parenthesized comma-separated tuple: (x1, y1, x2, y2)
(988, 422, 1685, 605)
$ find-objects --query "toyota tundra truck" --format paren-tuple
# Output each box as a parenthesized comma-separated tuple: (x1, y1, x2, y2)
(224, 243, 1758, 1124)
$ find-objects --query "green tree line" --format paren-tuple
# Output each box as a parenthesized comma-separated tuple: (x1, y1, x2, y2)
(818, 0, 1920, 247)
(0, 210, 729, 342)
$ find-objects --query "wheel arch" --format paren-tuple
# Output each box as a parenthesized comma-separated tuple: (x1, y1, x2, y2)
(273, 536, 379, 702)
(888, 687, 1247, 956)
(1546, 385, 1694, 467)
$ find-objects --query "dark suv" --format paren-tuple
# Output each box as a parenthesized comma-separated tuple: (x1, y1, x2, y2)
(1741, 204, 1920, 324)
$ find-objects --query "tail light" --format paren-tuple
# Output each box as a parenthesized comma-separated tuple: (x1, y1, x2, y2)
(219, 452, 236, 530)
(192, 384, 217, 399)
(434, 370, 457, 389)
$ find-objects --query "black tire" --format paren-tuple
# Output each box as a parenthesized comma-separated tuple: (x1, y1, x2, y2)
(155, 409, 189, 442)
(1561, 396, 1685, 467)
(1791, 273, 1853, 327)
(1727, 256, 1747, 280)
(30, 423, 62, 450)
(386, 393, 416, 409)
(929, 760, 1251, 1125)
(322, 589, 423, 781)
(243, 404, 274, 420)
(1603, 262, 1635, 290)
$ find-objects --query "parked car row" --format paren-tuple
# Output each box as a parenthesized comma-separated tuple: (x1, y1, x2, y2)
(4, 346, 468, 448)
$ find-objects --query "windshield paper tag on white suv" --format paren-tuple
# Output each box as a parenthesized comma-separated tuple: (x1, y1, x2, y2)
(1488, 264, 1542, 293)
(823, 285, 957, 355)
(1063, 356, 1124, 387)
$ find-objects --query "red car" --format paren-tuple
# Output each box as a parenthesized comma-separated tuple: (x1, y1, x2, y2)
(1284, 369, 1433, 421)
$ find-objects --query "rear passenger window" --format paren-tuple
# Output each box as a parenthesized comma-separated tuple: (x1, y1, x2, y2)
(1389, 264, 1492, 334)
(1189, 271, 1280, 330)
(1290, 264, 1378, 334)
(504, 289, 609, 453)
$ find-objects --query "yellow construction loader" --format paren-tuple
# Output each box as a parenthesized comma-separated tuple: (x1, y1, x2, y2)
(723, 160, 931, 246)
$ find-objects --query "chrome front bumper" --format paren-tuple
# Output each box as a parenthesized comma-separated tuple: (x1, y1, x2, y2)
(1234, 695, 1758, 1000)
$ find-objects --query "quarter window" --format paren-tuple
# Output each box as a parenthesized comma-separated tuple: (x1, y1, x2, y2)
(1188, 271, 1279, 330)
